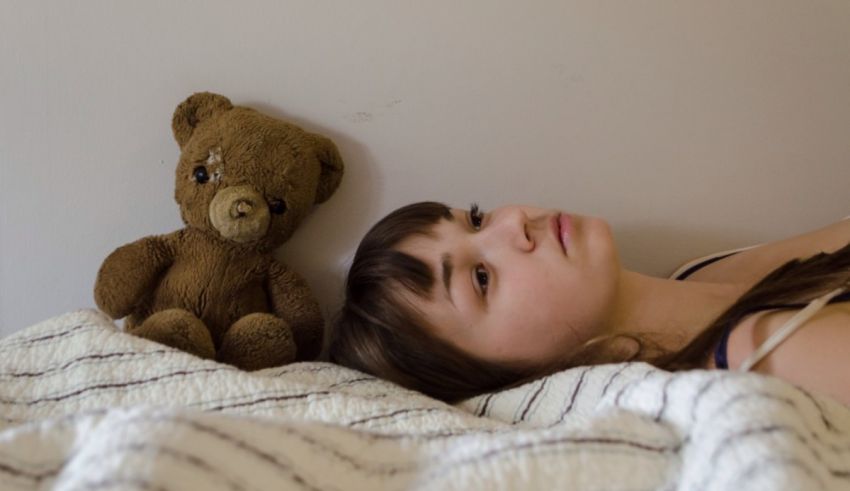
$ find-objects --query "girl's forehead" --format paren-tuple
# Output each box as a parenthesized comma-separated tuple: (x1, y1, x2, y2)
(399, 215, 451, 245)
(397, 230, 439, 258)
(449, 208, 467, 220)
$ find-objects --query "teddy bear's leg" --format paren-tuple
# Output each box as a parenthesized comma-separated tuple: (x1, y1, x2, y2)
(130, 308, 216, 360)
(217, 313, 296, 371)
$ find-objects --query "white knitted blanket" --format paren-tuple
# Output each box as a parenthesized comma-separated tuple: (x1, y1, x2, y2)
(1, 309, 848, 490)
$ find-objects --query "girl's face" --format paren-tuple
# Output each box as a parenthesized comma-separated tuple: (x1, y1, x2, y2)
(397, 204, 621, 368)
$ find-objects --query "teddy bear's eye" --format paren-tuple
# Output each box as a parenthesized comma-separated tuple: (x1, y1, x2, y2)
(192, 166, 210, 184)
(269, 199, 287, 215)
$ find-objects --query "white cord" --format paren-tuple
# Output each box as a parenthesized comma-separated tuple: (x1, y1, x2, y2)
(738, 286, 848, 372)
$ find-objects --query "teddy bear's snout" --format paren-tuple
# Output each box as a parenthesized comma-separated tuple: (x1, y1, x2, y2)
(209, 185, 271, 243)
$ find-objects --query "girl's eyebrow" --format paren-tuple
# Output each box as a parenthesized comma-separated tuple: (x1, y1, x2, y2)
(440, 253, 456, 307)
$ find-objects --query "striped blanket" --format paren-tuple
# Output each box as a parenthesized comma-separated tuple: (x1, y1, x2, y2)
(1, 309, 849, 490)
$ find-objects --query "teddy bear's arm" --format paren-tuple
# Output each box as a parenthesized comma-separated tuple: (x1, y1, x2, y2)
(94, 234, 175, 319)
(267, 261, 324, 361)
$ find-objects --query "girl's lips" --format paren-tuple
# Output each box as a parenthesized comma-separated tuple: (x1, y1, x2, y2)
(557, 213, 573, 254)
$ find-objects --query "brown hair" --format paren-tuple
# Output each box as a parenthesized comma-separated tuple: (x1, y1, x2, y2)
(328, 202, 850, 403)
(657, 238, 850, 370)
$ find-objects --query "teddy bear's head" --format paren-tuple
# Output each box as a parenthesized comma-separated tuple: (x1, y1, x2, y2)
(170, 92, 343, 250)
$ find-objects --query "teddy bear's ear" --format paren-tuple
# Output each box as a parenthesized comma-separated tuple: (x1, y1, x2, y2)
(171, 92, 234, 149)
(310, 134, 345, 204)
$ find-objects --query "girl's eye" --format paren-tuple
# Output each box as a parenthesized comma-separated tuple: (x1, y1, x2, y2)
(469, 202, 485, 230)
(474, 264, 489, 296)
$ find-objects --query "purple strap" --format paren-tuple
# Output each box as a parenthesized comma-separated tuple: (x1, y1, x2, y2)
(713, 325, 732, 369)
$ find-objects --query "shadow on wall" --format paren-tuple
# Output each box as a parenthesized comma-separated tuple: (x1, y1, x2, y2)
(614, 221, 765, 278)
(247, 100, 380, 329)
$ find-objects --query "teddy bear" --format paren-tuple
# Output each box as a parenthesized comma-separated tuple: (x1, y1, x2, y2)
(94, 92, 344, 370)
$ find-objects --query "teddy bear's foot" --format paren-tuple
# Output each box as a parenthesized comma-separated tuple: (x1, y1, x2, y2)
(217, 313, 296, 371)
(131, 308, 216, 360)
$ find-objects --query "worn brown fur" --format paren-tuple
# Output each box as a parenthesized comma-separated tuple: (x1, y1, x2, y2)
(94, 92, 344, 370)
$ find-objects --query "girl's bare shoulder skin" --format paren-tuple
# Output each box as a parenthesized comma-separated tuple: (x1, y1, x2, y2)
(684, 217, 850, 289)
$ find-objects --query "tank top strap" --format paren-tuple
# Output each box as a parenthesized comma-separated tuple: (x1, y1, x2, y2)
(736, 286, 850, 372)
(714, 287, 850, 370)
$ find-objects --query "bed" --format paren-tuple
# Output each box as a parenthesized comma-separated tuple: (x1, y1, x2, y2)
(1, 309, 848, 490)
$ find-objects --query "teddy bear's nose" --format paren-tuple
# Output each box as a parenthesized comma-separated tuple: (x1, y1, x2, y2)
(230, 200, 254, 218)
(209, 185, 271, 243)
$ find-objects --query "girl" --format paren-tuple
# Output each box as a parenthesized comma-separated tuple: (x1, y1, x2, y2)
(328, 202, 850, 405)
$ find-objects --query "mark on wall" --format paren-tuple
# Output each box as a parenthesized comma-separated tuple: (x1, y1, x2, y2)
(345, 99, 403, 123)
(346, 111, 374, 123)
(553, 63, 584, 87)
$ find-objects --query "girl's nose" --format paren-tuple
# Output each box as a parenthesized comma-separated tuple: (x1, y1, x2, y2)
(488, 206, 535, 252)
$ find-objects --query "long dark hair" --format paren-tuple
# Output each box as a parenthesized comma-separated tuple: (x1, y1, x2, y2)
(658, 238, 850, 370)
(328, 202, 850, 403)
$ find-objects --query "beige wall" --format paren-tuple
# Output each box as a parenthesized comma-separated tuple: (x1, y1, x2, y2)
(2, 1, 849, 336)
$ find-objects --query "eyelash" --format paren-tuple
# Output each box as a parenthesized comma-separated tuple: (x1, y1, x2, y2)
(469, 202, 484, 230)
(468, 203, 488, 296)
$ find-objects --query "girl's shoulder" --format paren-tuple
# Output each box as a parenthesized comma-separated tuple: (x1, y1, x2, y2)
(724, 301, 850, 405)
(674, 215, 850, 288)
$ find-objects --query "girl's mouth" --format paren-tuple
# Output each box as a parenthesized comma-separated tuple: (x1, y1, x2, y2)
(553, 213, 572, 255)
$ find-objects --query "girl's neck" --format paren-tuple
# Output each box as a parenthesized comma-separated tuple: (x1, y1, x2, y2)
(604, 269, 750, 353)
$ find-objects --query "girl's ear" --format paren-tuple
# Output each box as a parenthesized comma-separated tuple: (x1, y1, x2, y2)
(575, 333, 643, 365)
(171, 92, 233, 149)
(310, 133, 345, 204)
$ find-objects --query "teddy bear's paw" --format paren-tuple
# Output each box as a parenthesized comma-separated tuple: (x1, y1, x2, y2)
(132, 308, 216, 360)
(218, 313, 297, 371)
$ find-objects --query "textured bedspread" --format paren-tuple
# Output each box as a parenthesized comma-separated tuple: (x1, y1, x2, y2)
(1, 309, 848, 490)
